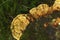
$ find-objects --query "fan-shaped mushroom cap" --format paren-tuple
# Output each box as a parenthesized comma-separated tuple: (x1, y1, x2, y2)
(55, 0, 60, 2)
(29, 4, 50, 19)
(29, 7, 37, 15)
(53, 0, 60, 11)
(29, 7, 39, 19)
(11, 14, 30, 40)
(37, 4, 49, 16)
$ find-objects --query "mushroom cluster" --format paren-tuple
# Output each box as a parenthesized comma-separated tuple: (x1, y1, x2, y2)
(10, 4, 50, 40)
(10, 0, 60, 40)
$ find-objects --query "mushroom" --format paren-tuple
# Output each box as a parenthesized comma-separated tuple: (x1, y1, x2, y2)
(53, 0, 60, 11)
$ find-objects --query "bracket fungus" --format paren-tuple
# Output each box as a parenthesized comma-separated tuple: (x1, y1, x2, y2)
(53, 0, 60, 11)
(29, 4, 49, 19)
(10, 0, 60, 40)
(11, 4, 50, 40)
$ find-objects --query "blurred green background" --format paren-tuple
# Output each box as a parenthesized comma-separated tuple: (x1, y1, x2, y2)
(0, 0, 57, 40)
